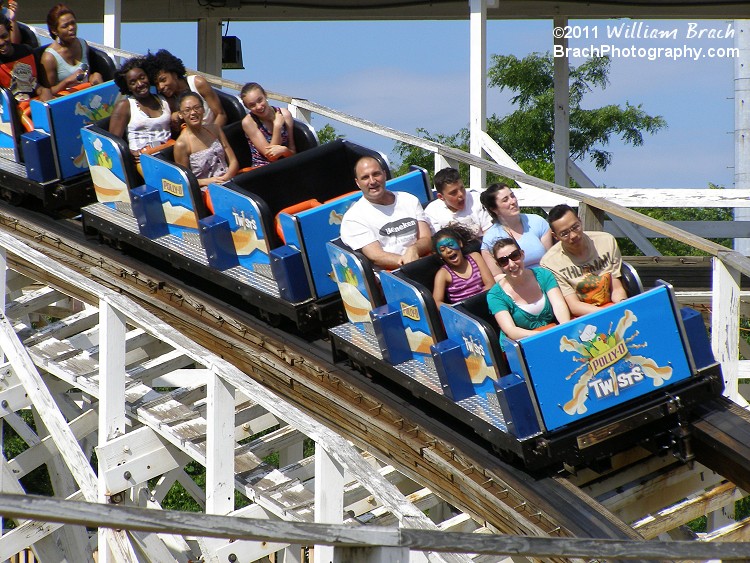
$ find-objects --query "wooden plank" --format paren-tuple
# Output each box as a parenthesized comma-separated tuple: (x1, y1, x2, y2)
(96, 301, 137, 563)
(700, 517, 750, 542)
(5, 286, 62, 319)
(692, 397, 750, 492)
(0, 311, 99, 501)
(632, 482, 745, 539)
(4, 493, 750, 560)
(0, 491, 87, 562)
(149, 367, 208, 388)
(30, 407, 93, 563)
(22, 307, 99, 347)
(712, 258, 742, 404)
(605, 220, 750, 239)
(601, 463, 724, 523)
(315, 444, 345, 563)
(97, 426, 180, 495)
(512, 188, 750, 209)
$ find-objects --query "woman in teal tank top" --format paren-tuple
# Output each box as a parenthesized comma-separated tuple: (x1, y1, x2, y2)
(40, 4, 103, 95)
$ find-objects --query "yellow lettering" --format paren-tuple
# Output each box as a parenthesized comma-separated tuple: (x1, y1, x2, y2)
(162, 179, 184, 197)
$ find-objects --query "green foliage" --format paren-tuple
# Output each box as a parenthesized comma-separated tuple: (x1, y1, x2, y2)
(3, 414, 54, 498)
(486, 52, 666, 171)
(393, 128, 468, 179)
(395, 52, 666, 184)
(317, 123, 344, 144)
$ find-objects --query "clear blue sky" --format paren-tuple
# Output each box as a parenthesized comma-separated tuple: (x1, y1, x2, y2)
(71, 18, 736, 190)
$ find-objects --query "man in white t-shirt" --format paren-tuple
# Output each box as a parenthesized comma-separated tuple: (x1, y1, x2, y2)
(424, 167, 491, 237)
(340, 156, 432, 269)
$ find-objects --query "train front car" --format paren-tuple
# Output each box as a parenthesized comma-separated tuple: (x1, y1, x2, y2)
(497, 282, 722, 470)
(329, 251, 723, 471)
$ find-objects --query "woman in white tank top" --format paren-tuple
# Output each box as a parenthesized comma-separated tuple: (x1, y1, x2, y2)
(108, 57, 172, 161)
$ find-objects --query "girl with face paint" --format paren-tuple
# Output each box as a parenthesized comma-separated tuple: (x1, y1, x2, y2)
(432, 226, 494, 307)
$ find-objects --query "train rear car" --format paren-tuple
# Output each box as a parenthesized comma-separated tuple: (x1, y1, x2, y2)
(0, 45, 118, 209)
(327, 245, 723, 471)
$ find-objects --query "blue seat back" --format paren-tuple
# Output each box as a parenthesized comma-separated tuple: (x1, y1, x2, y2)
(81, 125, 141, 213)
(327, 239, 384, 325)
(31, 81, 120, 179)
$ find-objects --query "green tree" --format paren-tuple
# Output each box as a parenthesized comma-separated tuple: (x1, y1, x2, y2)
(395, 52, 666, 182)
(317, 123, 344, 144)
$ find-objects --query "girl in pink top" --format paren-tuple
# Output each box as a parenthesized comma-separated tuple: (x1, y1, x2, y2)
(432, 226, 494, 307)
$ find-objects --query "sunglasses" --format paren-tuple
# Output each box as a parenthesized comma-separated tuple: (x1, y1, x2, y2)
(495, 248, 522, 267)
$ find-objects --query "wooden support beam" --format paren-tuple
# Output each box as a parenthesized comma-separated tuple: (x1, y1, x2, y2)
(5, 286, 62, 319)
(315, 444, 345, 563)
(206, 372, 235, 516)
(97, 426, 180, 495)
(633, 482, 744, 540)
(711, 257, 742, 404)
(7, 410, 98, 479)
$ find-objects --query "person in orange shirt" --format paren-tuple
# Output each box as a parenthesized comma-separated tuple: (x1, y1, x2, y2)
(540, 204, 627, 317)
(0, 13, 52, 103)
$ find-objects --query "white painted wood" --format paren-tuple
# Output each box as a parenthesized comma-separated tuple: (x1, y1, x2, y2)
(0, 490, 85, 561)
(130, 530, 179, 563)
(468, 0, 487, 192)
(734, 20, 750, 254)
(103, 0, 121, 49)
(128, 350, 194, 385)
(315, 444, 345, 563)
(215, 538, 289, 562)
(606, 220, 750, 239)
(97, 300, 134, 563)
(278, 422, 304, 469)
(31, 407, 93, 563)
(553, 17, 569, 188)
(479, 131, 535, 191)
(434, 154, 459, 176)
(22, 307, 99, 347)
(7, 410, 98, 479)
(0, 312, 136, 561)
(512, 188, 750, 208)
(150, 368, 208, 388)
(206, 372, 234, 516)
(0, 313, 98, 500)
(99, 302, 127, 444)
(288, 105, 312, 126)
(97, 426, 180, 495)
(8, 286, 62, 315)
(608, 215, 661, 256)
(197, 17, 222, 77)
(0, 363, 31, 414)
(567, 159, 596, 189)
(712, 258, 742, 404)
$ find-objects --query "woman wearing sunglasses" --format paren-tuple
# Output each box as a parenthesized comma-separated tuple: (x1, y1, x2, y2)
(487, 238, 570, 342)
